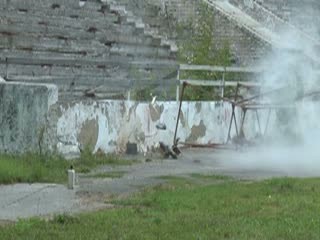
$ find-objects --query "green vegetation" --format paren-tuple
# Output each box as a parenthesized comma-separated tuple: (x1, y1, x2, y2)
(0, 150, 137, 184)
(2, 176, 320, 239)
(84, 171, 127, 179)
(0, 153, 68, 184)
(130, 3, 239, 101)
(76, 148, 138, 174)
(176, 3, 234, 101)
(177, 3, 226, 66)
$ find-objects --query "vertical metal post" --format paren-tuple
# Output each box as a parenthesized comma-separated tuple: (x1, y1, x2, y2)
(233, 83, 240, 137)
(240, 108, 247, 137)
(173, 82, 186, 145)
(227, 104, 235, 142)
(227, 83, 240, 142)
(255, 110, 262, 135)
(264, 109, 271, 136)
(221, 72, 225, 99)
(5, 57, 8, 80)
(176, 68, 180, 102)
(127, 90, 131, 101)
(233, 110, 239, 137)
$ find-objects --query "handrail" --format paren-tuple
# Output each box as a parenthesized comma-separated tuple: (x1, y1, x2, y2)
(252, 0, 319, 45)
(179, 64, 264, 73)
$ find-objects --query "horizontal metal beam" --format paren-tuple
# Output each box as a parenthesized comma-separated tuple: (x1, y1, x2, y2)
(239, 104, 295, 110)
(179, 64, 264, 73)
(180, 79, 260, 87)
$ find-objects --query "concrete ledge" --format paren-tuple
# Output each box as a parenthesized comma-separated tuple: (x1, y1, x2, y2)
(0, 82, 58, 153)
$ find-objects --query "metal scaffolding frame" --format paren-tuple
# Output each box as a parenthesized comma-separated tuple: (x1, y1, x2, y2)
(172, 71, 320, 153)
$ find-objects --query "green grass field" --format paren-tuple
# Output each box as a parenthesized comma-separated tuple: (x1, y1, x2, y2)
(1, 176, 320, 239)
(0, 151, 137, 184)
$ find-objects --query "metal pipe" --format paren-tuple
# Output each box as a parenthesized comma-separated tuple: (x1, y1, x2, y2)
(226, 83, 240, 142)
(240, 108, 247, 137)
(176, 69, 180, 102)
(264, 109, 271, 136)
(237, 86, 287, 105)
(173, 82, 186, 145)
(255, 110, 262, 135)
(227, 104, 235, 142)
(233, 110, 239, 137)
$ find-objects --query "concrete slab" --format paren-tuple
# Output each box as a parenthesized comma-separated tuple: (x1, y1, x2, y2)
(0, 82, 58, 153)
(0, 184, 78, 221)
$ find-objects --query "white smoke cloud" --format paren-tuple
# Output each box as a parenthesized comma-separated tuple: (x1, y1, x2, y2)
(221, 15, 320, 176)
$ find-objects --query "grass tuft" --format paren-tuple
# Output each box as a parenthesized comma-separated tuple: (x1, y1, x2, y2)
(51, 214, 80, 225)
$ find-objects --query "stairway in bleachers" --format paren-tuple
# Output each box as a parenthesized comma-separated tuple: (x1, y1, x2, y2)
(0, 0, 178, 100)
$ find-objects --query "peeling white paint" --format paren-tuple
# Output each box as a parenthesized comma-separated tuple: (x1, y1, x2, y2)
(54, 100, 270, 155)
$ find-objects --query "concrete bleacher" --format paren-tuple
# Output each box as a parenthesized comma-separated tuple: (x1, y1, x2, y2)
(203, 0, 320, 65)
(0, 0, 178, 100)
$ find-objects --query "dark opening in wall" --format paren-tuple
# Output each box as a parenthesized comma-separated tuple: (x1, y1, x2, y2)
(87, 27, 98, 33)
(18, 9, 28, 13)
(51, 3, 60, 9)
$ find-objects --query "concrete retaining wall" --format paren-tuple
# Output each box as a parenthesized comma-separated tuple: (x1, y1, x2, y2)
(0, 82, 58, 153)
(0, 83, 282, 156)
(48, 100, 271, 156)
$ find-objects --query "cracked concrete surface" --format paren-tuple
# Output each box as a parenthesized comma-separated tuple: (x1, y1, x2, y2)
(0, 148, 315, 221)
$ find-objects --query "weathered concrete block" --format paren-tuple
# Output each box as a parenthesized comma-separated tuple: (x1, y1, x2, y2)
(0, 82, 58, 153)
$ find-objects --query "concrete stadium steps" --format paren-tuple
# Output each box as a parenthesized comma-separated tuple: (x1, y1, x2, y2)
(0, 13, 141, 38)
(6, 75, 172, 87)
(0, 24, 161, 50)
(0, 55, 177, 68)
(0, 30, 172, 60)
(0, 0, 177, 52)
(104, 0, 177, 52)
(0, 55, 177, 95)
(7, 75, 174, 101)
(0, 1, 174, 49)
(4, 60, 176, 89)
(0, 7, 119, 22)
(0, 13, 172, 56)
(0, 0, 178, 100)
(0, 41, 173, 61)
(0, 11, 120, 30)
(110, 43, 173, 59)
(5, 65, 125, 78)
(1, 0, 96, 10)
(0, 20, 135, 41)
(0, 37, 107, 57)
(5, 65, 174, 83)
(6, 75, 131, 88)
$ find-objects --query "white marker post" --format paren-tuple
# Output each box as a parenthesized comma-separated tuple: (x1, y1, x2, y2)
(68, 168, 76, 190)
